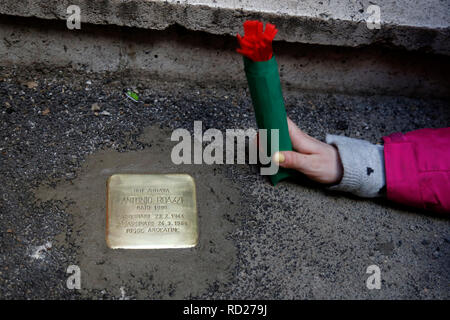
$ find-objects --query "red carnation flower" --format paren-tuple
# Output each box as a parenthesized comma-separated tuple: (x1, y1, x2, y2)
(236, 20, 278, 62)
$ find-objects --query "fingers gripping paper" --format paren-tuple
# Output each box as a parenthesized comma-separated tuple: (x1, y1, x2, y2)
(237, 21, 293, 185)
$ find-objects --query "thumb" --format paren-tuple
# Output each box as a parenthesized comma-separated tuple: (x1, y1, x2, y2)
(273, 151, 312, 173)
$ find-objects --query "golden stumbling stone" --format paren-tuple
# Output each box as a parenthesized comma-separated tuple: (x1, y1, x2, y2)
(106, 174, 198, 249)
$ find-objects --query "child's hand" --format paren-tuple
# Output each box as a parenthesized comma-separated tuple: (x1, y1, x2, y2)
(273, 118, 343, 185)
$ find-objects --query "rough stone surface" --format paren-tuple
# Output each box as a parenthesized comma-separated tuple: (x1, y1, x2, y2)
(2, 16, 450, 99)
(0, 0, 449, 55)
(0, 65, 449, 299)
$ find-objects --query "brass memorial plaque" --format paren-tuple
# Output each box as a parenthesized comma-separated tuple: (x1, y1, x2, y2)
(106, 174, 198, 249)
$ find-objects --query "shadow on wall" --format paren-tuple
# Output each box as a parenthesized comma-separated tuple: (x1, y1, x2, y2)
(1, 15, 450, 99)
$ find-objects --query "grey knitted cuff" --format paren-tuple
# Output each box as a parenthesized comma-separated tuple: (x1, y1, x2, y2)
(326, 135, 386, 198)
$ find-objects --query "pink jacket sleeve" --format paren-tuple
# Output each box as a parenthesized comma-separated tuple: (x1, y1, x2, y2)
(383, 128, 450, 213)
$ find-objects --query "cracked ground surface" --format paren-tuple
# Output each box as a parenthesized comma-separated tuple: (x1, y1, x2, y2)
(0, 65, 449, 299)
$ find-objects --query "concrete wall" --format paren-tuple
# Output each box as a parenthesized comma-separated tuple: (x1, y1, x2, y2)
(1, 15, 449, 99)
(0, 0, 449, 55)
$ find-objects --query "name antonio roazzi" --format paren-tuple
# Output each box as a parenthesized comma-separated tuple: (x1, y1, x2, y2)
(117, 195, 185, 205)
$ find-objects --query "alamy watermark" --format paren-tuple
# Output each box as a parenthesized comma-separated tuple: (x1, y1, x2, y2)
(66, 5, 81, 30)
(366, 5, 381, 30)
(66, 265, 81, 290)
(366, 265, 381, 290)
(170, 121, 280, 175)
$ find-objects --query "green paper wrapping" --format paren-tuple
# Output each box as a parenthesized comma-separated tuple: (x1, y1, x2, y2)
(243, 56, 293, 185)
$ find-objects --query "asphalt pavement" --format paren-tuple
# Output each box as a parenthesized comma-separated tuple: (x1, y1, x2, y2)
(0, 65, 449, 299)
